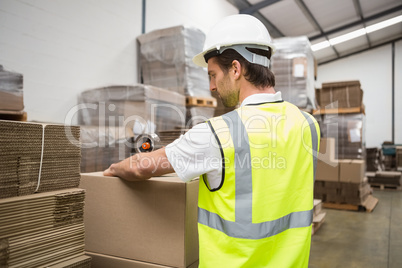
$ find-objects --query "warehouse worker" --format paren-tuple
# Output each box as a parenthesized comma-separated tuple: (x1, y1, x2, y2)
(104, 14, 320, 268)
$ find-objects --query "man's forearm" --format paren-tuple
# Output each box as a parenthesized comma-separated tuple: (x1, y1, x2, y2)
(103, 148, 175, 181)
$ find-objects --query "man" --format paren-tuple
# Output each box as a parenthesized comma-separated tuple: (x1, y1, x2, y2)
(104, 14, 320, 268)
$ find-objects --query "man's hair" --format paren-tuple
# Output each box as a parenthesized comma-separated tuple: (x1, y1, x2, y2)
(214, 48, 275, 88)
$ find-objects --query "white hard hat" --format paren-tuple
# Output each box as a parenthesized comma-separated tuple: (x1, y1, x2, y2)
(193, 14, 275, 68)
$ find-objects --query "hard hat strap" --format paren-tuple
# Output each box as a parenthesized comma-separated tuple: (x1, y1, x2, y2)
(204, 44, 271, 67)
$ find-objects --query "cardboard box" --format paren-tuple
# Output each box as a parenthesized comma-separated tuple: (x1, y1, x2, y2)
(318, 138, 335, 162)
(86, 252, 199, 268)
(316, 160, 339, 182)
(339, 159, 365, 183)
(79, 172, 199, 268)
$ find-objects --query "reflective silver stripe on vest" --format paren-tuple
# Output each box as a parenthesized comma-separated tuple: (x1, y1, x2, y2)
(198, 110, 314, 239)
(301, 111, 318, 182)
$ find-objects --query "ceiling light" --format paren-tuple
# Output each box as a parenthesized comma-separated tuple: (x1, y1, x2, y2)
(366, 15, 402, 33)
(311, 14, 402, 52)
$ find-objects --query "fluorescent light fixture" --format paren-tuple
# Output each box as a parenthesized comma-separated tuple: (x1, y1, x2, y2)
(311, 14, 402, 52)
(329, 28, 366, 45)
(366, 15, 402, 33)
(311, 40, 330, 51)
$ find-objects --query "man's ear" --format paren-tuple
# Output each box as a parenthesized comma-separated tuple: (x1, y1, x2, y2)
(231, 60, 241, 80)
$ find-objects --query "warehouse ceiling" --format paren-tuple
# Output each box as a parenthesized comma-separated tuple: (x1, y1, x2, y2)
(227, 0, 402, 65)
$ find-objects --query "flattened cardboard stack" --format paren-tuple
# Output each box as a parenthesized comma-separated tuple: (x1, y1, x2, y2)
(0, 189, 89, 268)
(80, 126, 135, 172)
(137, 25, 216, 126)
(315, 111, 365, 160)
(314, 80, 365, 160)
(0, 120, 81, 198)
(271, 36, 316, 110)
(80, 172, 199, 268)
(316, 81, 363, 110)
(312, 199, 326, 235)
(78, 84, 186, 133)
(0, 65, 24, 112)
(367, 171, 402, 190)
(314, 137, 378, 211)
(137, 25, 209, 97)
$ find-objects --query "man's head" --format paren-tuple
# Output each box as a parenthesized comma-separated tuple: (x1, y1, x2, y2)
(193, 14, 276, 107)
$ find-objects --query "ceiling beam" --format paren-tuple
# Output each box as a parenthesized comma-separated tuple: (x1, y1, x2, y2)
(239, 0, 281, 15)
(294, 0, 340, 57)
(318, 36, 402, 65)
(353, 0, 372, 47)
(310, 5, 402, 41)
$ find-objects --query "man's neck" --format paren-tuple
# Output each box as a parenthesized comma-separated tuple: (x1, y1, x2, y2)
(239, 85, 276, 104)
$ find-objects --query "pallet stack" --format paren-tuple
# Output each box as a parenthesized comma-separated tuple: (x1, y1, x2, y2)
(137, 25, 217, 127)
(0, 65, 26, 121)
(0, 120, 91, 267)
(271, 36, 316, 111)
(312, 199, 326, 235)
(366, 171, 402, 190)
(314, 137, 378, 212)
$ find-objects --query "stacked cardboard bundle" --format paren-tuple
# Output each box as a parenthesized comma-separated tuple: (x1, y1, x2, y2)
(271, 36, 316, 110)
(0, 188, 89, 267)
(80, 172, 199, 268)
(314, 138, 377, 211)
(0, 120, 81, 198)
(366, 147, 382, 172)
(367, 171, 402, 189)
(312, 199, 326, 235)
(137, 25, 216, 126)
(315, 113, 365, 160)
(0, 65, 24, 113)
(137, 25, 209, 97)
(316, 81, 363, 110)
(80, 126, 134, 173)
(78, 84, 186, 133)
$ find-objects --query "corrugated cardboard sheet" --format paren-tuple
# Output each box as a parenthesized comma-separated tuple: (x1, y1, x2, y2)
(0, 188, 87, 267)
(0, 120, 81, 199)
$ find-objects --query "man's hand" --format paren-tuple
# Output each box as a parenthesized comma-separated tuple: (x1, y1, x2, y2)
(103, 148, 175, 181)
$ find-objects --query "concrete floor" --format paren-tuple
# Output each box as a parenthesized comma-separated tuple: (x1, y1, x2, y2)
(309, 189, 402, 268)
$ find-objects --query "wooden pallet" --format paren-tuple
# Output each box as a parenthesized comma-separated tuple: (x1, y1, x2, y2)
(323, 195, 378, 213)
(313, 106, 364, 115)
(370, 183, 402, 191)
(312, 212, 326, 236)
(186, 96, 217, 108)
(0, 110, 27, 121)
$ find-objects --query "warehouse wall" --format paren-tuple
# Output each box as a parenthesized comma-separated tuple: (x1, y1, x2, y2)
(316, 40, 402, 148)
(0, 0, 237, 124)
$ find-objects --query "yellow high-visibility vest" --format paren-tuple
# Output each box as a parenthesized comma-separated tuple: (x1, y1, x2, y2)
(198, 101, 320, 268)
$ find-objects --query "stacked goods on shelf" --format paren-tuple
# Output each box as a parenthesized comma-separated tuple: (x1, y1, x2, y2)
(78, 84, 186, 133)
(366, 147, 383, 172)
(0, 120, 90, 267)
(312, 199, 326, 235)
(315, 113, 365, 160)
(271, 36, 316, 111)
(137, 25, 216, 126)
(316, 81, 364, 112)
(0, 65, 26, 121)
(314, 80, 365, 160)
(314, 137, 378, 212)
(366, 171, 402, 190)
(397, 146, 402, 171)
(0, 120, 81, 198)
(0, 189, 89, 268)
(137, 25, 209, 97)
(80, 172, 199, 268)
(80, 126, 135, 173)
(381, 142, 400, 171)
